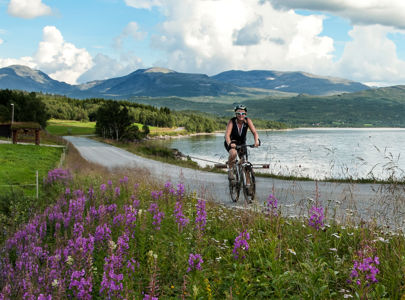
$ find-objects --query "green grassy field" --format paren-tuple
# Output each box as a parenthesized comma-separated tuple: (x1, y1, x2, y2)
(46, 119, 96, 136)
(0, 144, 63, 187)
(46, 119, 188, 137)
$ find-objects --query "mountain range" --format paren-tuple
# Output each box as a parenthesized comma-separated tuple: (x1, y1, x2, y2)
(0, 65, 370, 98)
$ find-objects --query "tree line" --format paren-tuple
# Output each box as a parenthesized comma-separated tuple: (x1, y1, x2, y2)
(0, 89, 288, 141)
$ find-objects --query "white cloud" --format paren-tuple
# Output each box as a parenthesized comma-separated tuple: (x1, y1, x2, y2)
(77, 52, 144, 83)
(0, 26, 93, 84)
(114, 22, 147, 49)
(124, 0, 162, 10)
(335, 25, 405, 85)
(8, 0, 52, 19)
(268, 0, 405, 29)
(151, 0, 334, 76)
(32, 26, 93, 84)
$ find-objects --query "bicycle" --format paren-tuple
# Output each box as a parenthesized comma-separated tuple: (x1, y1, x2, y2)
(228, 142, 259, 204)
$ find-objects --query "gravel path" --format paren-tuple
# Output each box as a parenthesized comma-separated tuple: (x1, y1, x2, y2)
(64, 136, 405, 229)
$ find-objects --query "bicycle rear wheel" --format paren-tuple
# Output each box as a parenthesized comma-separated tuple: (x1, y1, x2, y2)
(229, 165, 240, 202)
(242, 165, 256, 203)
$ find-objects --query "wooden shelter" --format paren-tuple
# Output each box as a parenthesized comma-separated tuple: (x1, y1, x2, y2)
(11, 122, 41, 145)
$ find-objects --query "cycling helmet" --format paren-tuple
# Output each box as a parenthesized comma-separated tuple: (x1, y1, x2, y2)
(234, 104, 247, 112)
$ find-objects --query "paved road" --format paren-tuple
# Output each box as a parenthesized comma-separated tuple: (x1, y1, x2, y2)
(64, 136, 405, 229)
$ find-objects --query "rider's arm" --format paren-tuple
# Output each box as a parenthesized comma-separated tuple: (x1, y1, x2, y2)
(247, 118, 260, 147)
(225, 120, 234, 148)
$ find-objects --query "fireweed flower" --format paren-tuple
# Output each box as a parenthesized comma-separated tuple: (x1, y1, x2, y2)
(124, 205, 138, 229)
(131, 195, 140, 208)
(88, 187, 94, 200)
(151, 190, 163, 201)
(233, 230, 250, 260)
(119, 176, 128, 185)
(69, 269, 93, 299)
(143, 293, 159, 300)
(95, 223, 112, 243)
(45, 168, 72, 185)
(265, 194, 278, 217)
(173, 201, 189, 231)
(148, 203, 164, 230)
(187, 253, 203, 272)
(100, 254, 124, 297)
(195, 199, 207, 232)
(349, 256, 380, 285)
(176, 183, 185, 200)
(114, 186, 120, 197)
(308, 206, 325, 230)
(100, 184, 107, 192)
(164, 181, 176, 196)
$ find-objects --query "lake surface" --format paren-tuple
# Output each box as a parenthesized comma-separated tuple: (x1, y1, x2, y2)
(157, 128, 405, 180)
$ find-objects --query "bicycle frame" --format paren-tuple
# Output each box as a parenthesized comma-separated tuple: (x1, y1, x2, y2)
(229, 143, 258, 203)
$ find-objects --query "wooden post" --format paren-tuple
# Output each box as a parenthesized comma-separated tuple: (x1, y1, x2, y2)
(12, 129, 18, 144)
(35, 129, 40, 145)
(36, 170, 39, 199)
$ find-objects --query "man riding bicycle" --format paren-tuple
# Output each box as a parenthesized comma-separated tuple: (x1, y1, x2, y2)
(224, 104, 260, 180)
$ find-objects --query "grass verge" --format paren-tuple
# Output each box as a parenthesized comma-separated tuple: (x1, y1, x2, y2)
(0, 144, 63, 189)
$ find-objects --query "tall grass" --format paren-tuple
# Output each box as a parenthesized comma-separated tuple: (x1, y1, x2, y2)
(0, 167, 404, 299)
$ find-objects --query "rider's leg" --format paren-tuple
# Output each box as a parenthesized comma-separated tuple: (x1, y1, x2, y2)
(228, 149, 237, 180)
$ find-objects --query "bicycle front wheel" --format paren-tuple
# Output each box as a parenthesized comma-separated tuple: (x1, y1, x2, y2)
(229, 165, 240, 202)
(242, 165, 256, 203)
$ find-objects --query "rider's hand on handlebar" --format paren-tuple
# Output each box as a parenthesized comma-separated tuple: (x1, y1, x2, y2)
(254, 141, 260, 147)
(230, 143, 236, 149)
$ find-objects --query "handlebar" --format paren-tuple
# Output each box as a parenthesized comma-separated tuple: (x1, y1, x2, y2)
(235, 139, 261, 150)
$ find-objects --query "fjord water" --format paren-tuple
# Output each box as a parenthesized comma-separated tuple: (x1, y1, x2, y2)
(163, 128, 405, 180)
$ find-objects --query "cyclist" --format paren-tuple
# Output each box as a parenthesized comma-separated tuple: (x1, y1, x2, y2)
(224, 104, 260, 180)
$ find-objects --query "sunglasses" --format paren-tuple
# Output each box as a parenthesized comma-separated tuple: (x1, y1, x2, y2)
(236, 112, 246, 116)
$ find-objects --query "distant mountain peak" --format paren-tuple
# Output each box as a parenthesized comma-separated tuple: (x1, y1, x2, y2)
(0, 64, 370, 98)
(144, 67, 175, 74)
(7, 64, 49, 84)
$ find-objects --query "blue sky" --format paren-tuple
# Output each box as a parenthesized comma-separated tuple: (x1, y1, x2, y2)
(1, 0, 405, 87)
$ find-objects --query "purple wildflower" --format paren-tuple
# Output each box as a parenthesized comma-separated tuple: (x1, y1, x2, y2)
(100, 254, 124, 298)
(195, 199, 207, 232)
(187, 253, 203, 272)
(69, 269, 92, 299)
(151, 190, 163, 200)
(119, 176, 128, 184)
(45, 168, 72, 185)
(233, 230, 250, 260)
(115, 186, 120, 196)
(100, 184, 107, 192)
(131, 195, 140, 208)
(124, 205, 137, 229)
(308, 205, 324, 230)
(176, 183, 185, 200)
(143, 293, 159, 300)
(173, 201, 189, 231)
(95, 223, 112, 243)
(349, 256, 380, 285)
(87, 187, 94, 200)
(148, 203, 164, 230)
(265, 194, 278, 217)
